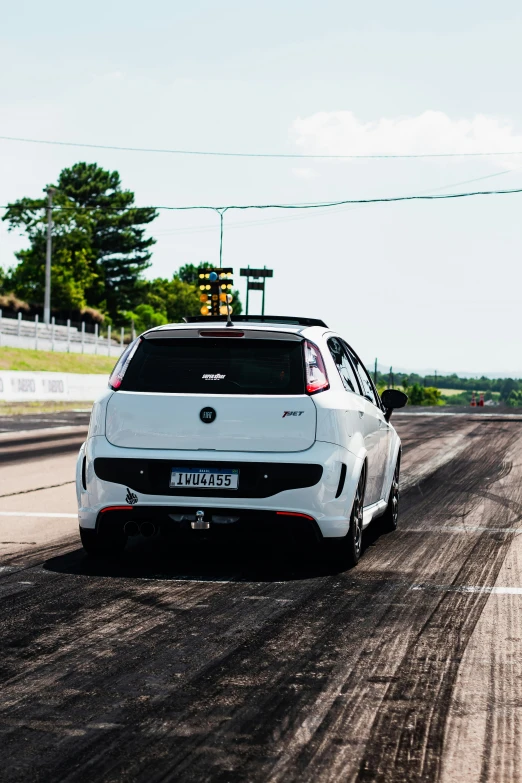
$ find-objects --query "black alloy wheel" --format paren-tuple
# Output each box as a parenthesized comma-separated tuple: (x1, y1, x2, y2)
(379, 457, 400, 533)
(324, 466, 366, 569)
(349, 469, 365, 565)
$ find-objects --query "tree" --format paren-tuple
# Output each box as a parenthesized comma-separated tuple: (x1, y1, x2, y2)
(2, 163, 158, 317)
(500, 378, 518, 400)
(141, 276, 201, 323)
(408, 383, 425, 406)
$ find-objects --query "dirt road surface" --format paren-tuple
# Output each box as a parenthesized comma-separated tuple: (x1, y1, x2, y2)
(1, 412, 522, 782)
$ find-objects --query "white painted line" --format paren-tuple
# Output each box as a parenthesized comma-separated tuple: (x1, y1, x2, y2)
(395, 412, 522, 419)
(0, 511, 77, 519)
(402, 526, 522, 534)
(411, 583, 522, 595)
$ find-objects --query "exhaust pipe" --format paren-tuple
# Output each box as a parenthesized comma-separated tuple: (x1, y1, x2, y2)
(191, 510, 210, 530)
(124, 520, 140, 536)
(140, 521, 156, 537)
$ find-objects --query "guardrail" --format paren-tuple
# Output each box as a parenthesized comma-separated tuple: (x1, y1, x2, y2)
(0, 310, 127, 356)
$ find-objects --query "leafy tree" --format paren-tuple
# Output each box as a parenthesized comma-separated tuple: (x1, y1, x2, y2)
(123, 304, 169, 334)
(408, 383, 425, 405)
(141, 276, 201, 323)
(422, 387, 444, 405)
(500, 378, 518, 400)
(2, 163, 158, 317)
(507, 390, 522, 407)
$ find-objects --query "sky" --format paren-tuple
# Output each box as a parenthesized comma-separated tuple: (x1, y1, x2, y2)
(0, 0, 521, 374)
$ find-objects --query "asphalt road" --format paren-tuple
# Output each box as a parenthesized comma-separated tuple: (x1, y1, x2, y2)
(1, 412, 522, 782)
(0, 410, 91, 434)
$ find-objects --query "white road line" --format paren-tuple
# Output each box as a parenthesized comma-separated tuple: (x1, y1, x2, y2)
(0, 511, 77, 519)
(402, 525, 522, 534)
(411, 583, 522, 595)
(395, 412, 522, 419)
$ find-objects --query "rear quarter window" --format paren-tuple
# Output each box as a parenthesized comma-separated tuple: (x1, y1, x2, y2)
(119, 338, 306, 395)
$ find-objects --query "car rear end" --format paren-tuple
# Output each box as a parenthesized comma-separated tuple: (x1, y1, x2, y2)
(77, 323, 362, 550)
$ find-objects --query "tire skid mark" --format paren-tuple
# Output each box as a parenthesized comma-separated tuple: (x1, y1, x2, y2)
(0, 415, 519, 782)
(48, 577, 390, 783)
(353, 424, 522, 783)
(34, 425, 519, 783)
(0, 565, 324, 782)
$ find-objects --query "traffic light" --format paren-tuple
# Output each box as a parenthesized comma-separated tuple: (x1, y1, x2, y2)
(198, 268, 234, 317)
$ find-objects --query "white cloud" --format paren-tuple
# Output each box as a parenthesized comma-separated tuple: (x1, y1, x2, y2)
(290, 110, 522, 165)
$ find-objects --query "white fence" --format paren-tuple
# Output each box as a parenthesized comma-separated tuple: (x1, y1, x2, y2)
(0, 310, 127, 356)
(0, 371, 109, 402)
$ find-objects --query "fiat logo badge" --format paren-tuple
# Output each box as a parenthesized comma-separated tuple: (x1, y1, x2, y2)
(200, 407, 217, 424)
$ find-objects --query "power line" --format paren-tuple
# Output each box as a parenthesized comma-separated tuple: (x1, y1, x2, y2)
(1, 133, 522, 160)
(152, 168, 514, 237)
(3, 185, 520, 213)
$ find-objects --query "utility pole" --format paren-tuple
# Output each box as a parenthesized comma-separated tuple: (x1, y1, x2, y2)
(374, 358, 378, 386)
(44, 187, 55, 326)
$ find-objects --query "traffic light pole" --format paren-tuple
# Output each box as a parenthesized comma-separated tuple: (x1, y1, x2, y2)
(245, 265, 250, 315)
(44, 187, 55, 326)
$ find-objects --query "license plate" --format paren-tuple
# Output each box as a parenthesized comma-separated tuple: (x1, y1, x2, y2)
(170, 467, 239, 490)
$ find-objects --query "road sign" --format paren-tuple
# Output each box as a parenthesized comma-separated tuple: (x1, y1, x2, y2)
(248, 281, 264, 291)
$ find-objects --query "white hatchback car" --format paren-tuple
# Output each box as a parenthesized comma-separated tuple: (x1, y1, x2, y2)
(76, 316, 407, 567)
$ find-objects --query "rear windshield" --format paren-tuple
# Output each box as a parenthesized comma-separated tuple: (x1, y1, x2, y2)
(120, 338, 305, 395)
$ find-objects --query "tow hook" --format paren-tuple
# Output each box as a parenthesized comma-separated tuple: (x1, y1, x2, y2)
(191, 510, 210, 530)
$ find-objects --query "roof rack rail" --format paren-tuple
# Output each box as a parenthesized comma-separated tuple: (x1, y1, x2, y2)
(183, 315, 328, 328)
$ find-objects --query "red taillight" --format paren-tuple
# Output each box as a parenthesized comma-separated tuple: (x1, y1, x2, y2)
(109, 338, 141, 390)
(304, 340, 329, 395)
(277, 511, 315, 521)
(100, 505, 134, 512)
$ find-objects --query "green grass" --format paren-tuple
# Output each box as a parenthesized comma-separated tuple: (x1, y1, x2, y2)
(0, 346, 115, 373)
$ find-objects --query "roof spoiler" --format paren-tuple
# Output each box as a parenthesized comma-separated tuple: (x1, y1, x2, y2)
(183, 315, 328, 328)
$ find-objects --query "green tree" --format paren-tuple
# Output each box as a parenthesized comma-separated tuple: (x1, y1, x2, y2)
(500, 378, 518, 400)
(423, 386, 444, 405)
(2, 163, 158, 317)
(123, 304, 169, 334)
(142, 276, 201, 323)
(408, 383, 425, 405)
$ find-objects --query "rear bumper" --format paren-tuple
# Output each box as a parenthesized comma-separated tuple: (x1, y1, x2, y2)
(94, 506, 323, 545)
(77, 437, 363, 538)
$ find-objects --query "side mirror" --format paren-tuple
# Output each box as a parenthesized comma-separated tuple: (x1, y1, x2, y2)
(381, 389, 408, 421)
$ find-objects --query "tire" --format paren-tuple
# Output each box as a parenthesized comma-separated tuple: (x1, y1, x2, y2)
(324, 467, 365, 569)
(79, 526, 127, 557)
(378, 456, 400, 533)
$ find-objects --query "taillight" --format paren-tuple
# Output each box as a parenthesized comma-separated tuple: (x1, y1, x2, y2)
(109, 338, 141, 390)
(304, 340, 329, 394)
